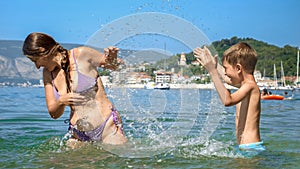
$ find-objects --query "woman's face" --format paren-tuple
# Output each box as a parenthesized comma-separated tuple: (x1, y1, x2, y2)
(28, 53, 58, 71)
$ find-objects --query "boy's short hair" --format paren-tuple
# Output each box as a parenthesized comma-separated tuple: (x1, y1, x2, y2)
(222, 42, 257, 74)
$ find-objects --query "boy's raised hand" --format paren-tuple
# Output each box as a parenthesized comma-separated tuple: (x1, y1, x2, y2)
(193, 46, 218, 72)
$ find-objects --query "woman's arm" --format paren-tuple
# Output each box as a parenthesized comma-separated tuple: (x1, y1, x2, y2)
(43, 70, 66, 119)
(43, 70, 85, 119)
(76, 46, 122, 71)
(44, 84, 66, 119)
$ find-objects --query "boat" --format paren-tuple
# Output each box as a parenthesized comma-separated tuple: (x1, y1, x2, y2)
(261, 95, 284, 100)
(154, 82, 170, 90)
(144, 82, 171, 90)
(144, 82, 156, 89)
(278, 61, 293, 90)
(269, 63, 293, 90)
(32, 79, 44, 88)
(295, 50, 300, 89)
(272, 64, 278, 90)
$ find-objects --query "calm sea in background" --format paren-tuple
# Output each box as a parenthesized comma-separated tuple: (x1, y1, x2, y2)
(0, 86, 299, 169)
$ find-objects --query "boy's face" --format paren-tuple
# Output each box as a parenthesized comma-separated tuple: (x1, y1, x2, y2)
(223, 60, 240, 85)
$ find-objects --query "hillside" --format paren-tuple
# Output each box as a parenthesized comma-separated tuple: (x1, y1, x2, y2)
(212, 37, 298, 77)
(160, 37, 298, 78)
(0, 40, 169, 84)
(0, 40, 82, 84)
(0, 37, 298, 85)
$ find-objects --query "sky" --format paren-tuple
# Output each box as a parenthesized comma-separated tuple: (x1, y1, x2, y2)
(1, 0, 299, 53)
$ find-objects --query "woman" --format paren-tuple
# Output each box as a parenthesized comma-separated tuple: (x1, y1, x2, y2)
(23, 32, 127, 145)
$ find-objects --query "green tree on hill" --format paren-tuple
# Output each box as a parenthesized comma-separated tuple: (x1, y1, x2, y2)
(212, 37, 299, 78)
(147, 37, 299, 84)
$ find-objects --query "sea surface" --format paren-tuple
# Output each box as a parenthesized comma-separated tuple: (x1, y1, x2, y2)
(0, 86, 299, 169)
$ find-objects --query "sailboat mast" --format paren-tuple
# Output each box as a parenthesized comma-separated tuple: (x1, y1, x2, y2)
(281, 61, 286, 86)
(164, 42, 166, 72)
(274, 64, 277, 88)
(297, 49, 299, 83)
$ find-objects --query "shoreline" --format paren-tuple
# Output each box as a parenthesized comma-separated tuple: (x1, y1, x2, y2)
(4, 82, 297, 91)
(104, 83, 237, 90)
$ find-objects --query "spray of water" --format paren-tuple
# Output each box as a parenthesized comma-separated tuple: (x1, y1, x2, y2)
(83, 12, 230, 158)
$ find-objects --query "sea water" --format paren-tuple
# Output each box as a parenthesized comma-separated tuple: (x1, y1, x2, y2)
(0, 87, 299, 168)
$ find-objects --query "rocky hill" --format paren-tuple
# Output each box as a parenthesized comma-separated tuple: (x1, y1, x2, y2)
(0, 40, 169, 85)
(0, 40, 81, 84)
(2, 37, 298, 85)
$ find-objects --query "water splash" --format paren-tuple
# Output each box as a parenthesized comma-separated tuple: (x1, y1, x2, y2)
(57, 130, 73, 153)
(84, 12, 231, 158)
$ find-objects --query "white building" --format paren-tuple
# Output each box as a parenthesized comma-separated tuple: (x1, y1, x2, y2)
(178, 52, 187, 66)
(155, 71, 172, 83)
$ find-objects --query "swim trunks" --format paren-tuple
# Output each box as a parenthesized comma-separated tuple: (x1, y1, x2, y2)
(239, 141, 266, 151)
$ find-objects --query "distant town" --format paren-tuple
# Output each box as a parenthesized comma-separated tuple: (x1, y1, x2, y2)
(1, 38, 299, 90)
(1, 51, 300, 91)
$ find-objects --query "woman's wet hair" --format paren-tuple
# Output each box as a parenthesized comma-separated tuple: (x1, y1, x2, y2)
(23, 32, 71, 92)
(23, 32, 58, 58)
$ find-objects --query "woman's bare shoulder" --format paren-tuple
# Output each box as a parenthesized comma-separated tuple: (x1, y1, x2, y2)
(75, 46, 101, 55)
(73, 46, 104, 68)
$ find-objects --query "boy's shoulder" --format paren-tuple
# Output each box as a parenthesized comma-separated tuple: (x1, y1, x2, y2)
(239, 78, 259, 91)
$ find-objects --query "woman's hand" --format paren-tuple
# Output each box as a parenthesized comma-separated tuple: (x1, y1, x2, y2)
(58, 93, 86, 106)
(103, 46, 123, 70)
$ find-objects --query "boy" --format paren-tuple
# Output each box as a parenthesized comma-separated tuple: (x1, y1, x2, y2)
(193, 42, 265, 151)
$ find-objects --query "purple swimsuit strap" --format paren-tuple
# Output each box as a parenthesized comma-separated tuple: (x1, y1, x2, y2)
(50, 71, 60, 100)
(71, 49, 97, 93)
(111, 108, 124, 133)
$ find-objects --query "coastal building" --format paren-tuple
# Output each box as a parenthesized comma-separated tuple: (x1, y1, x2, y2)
(178, 52, 187, 66)
(125, 72, 152, 84)
(111, 71, 127, 84)
(155, 71, 172, 83)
